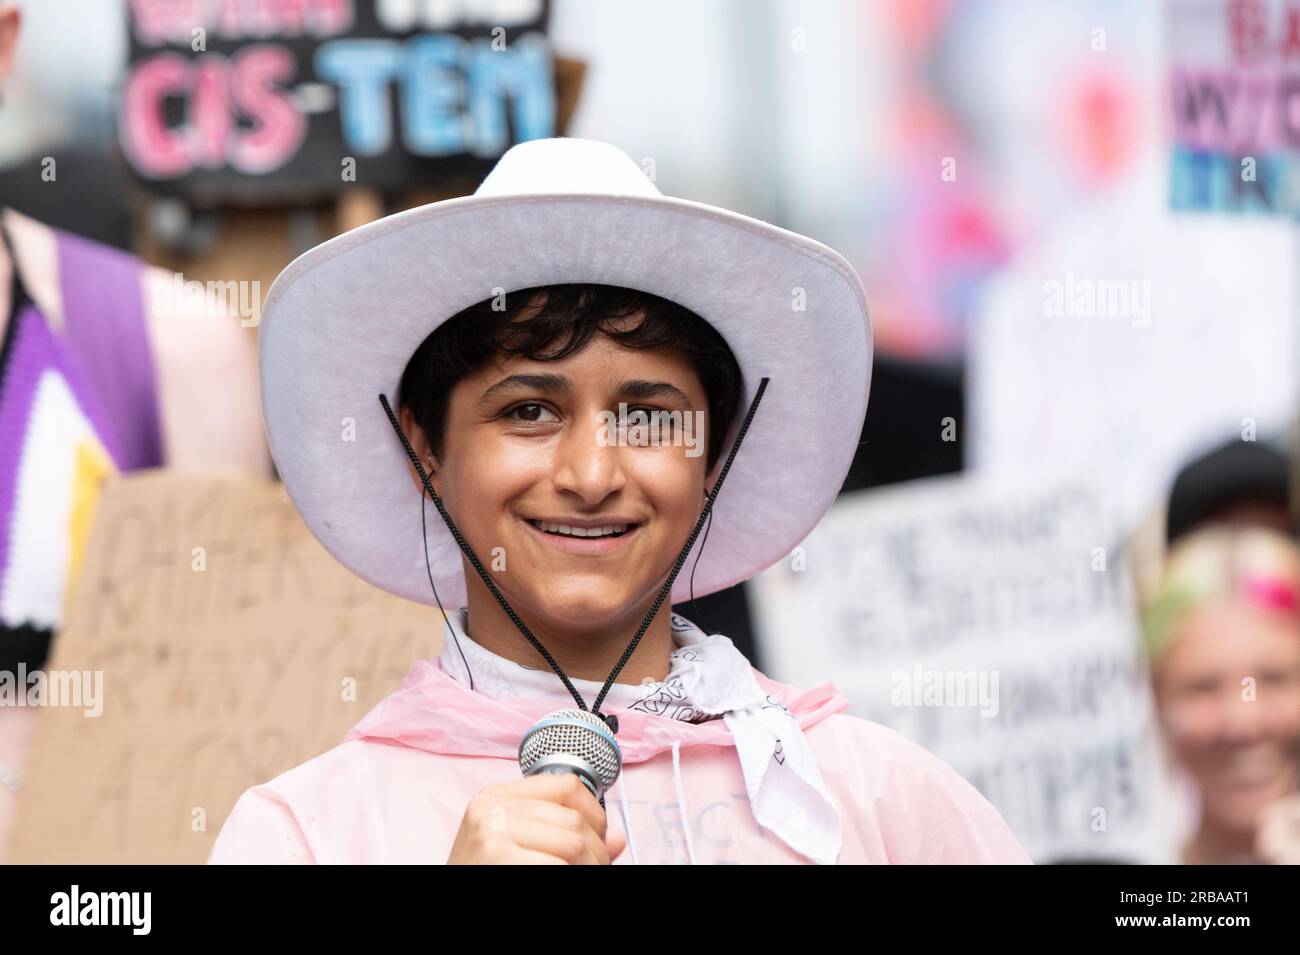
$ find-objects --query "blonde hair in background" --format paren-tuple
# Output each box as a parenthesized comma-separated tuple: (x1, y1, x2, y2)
(1141, 524, 1300, 667)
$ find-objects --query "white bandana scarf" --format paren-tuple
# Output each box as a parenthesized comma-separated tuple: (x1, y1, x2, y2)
(436, 607, 844, 864)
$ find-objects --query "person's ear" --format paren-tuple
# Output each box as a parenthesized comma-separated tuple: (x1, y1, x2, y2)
(398, 405, 442, 497)
(422, 452, 443, 498)
(703, 455, 722, 502)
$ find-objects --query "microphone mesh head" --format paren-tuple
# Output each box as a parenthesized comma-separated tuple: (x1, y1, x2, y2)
(518, 708, 622, 792)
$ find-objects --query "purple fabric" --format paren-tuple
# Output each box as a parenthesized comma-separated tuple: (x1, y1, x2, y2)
(0, 229, 161, 618)
(0, 303, 120, 596)
(54, 229, 162, 471)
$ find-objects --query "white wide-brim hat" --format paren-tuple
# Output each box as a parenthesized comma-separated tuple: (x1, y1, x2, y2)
(259, 137, 872, 608)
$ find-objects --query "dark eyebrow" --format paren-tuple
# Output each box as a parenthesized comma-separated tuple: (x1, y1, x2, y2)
(479, 374, 695, 407)
(480, 373, 571, 403)
(618, 379, 695, 407)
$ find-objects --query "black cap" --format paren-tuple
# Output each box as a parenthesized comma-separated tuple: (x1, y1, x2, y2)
(1166, 439, 1292, 546)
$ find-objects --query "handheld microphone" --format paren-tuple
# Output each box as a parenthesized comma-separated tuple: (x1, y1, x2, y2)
(518, 708, 623, 804)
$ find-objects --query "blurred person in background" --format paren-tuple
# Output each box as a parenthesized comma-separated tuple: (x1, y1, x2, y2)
(0, 3, 270, 862)
(1166, 439, 1294, 548)
(1142, 525, 1300, 864)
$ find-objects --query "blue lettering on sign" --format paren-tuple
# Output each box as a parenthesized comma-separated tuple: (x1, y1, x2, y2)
(402, 34, 467, 155)
(1170, 146, 1300, 216)
(315, 31, 554, 158)
(315, 40, 404, 156)
(465, 33, 553, 157)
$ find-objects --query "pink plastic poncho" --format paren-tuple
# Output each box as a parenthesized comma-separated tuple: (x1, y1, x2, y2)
(207, 649, 1033, 864)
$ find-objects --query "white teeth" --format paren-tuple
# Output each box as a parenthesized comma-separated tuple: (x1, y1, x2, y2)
(533, 520, 629, 538)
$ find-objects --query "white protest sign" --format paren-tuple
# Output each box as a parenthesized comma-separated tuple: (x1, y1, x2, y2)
(749, 472, 1176, 864)
(968, 155, 1299, 534)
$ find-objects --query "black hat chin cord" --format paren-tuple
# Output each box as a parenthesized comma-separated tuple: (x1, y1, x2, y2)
(377, 376, 769, 733)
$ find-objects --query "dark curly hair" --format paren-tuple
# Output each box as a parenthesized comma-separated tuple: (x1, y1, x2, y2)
(398, 283, 744, 474)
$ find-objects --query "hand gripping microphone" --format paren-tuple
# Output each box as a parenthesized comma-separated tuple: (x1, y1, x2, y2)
(518, 708, 623, 802)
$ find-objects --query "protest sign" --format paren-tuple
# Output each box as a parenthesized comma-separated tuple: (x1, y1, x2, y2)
(1169, 0, 1300, 213)
(7, 470, 438, 863)
(968, 156, 1297, 533)
(120, 0, 556, 203)
(749, 473, 1176, 863)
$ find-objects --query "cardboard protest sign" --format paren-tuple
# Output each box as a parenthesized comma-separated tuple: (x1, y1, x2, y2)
(7, 470, 439, 864)
(748, 473, 1176, 864)
(120, 0, 556, 203)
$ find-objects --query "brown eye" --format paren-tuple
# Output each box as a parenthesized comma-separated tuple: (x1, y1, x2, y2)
(507, 402, 557, 423)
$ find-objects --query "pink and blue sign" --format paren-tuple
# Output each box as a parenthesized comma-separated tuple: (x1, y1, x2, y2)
(1169, 0, 1300, 215)
(119, 0, 555, 202)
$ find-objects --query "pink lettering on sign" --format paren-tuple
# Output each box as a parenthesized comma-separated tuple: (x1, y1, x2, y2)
(120, 45, 306, 179)
(191, 54, 233, 168)
(1169, 66, 1300, 153)
(1228, 0, 1300, 65)
(1229, 0, 1271, 64)
(121, 53, 191, 178)
(130, 0, 353, 45)
(129, 0, 203, 46)
(230, 46, 307, 173)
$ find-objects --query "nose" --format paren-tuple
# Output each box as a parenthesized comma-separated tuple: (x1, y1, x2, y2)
(550, 410, 629, 505)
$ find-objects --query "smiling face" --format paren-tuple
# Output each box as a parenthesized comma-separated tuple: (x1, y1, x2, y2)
(401, 318, 721, 634)
(1153, 597, 1300, 835)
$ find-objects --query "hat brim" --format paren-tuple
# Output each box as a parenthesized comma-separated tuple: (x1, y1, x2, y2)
(259, 192, 872, 608)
